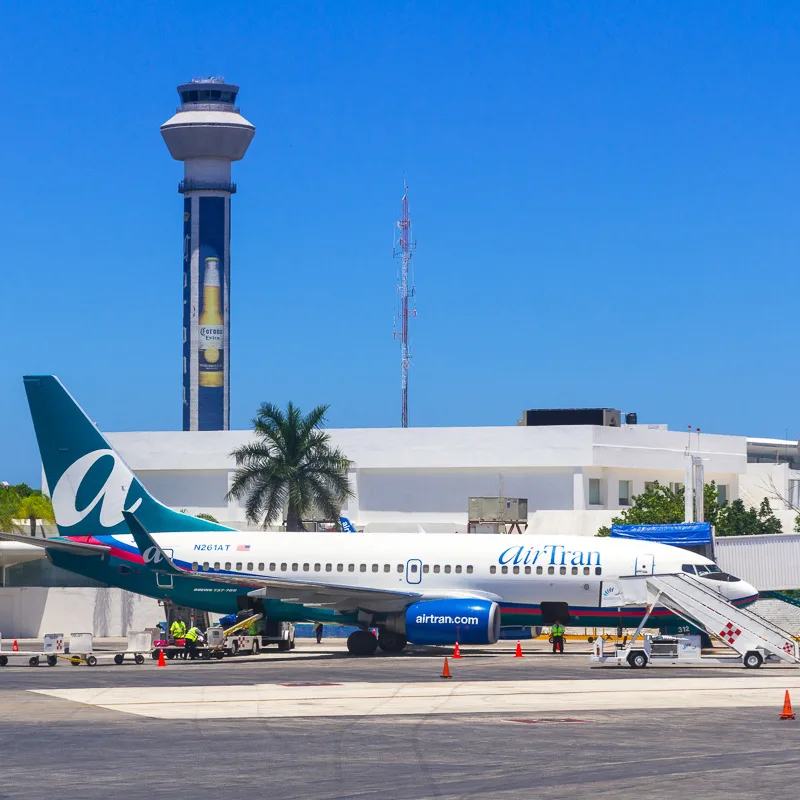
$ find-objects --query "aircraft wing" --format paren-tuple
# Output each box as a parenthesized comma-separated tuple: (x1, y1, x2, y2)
(123, 512, 423, 613)
(0, 531, 111, 556)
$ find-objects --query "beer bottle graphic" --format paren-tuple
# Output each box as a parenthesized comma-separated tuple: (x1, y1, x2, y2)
(199, 257, 224, 387)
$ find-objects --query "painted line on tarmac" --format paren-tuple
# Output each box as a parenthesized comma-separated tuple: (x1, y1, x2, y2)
(31, 676, 800, 720)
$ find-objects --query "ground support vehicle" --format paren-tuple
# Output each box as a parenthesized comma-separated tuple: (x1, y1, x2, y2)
(590, 573, 800, 669)
(113, 631, 153, 665)
(217, 617, 296, 656)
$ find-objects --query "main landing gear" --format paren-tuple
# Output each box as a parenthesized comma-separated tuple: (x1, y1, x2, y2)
(347, 629, 378, 656)
(346, 628, 408, 655)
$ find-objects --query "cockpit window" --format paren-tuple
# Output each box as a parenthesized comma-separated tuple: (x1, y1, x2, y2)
(682, 564, 696, 574)
(695, 565, 710, 575)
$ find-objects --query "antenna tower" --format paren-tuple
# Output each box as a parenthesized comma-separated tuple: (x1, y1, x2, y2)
(393, 184, 416, 427)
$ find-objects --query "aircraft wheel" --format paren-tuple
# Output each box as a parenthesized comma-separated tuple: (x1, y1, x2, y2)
(744, 651, 763, 669)
(377, 631, 407, 653)
(347, 630, 379, 656)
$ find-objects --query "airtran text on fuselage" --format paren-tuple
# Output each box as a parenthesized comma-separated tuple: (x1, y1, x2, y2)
(499, 544, 601, 567)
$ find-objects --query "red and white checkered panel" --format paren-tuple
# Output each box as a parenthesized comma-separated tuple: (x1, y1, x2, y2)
(783, 641, 795, 655)
(718, 622, 742, 645)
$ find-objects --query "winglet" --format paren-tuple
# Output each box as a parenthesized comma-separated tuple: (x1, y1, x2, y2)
(123, 511, 184, 575)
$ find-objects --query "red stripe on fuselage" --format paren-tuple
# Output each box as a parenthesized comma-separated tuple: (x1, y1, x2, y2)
(65, 535, 145, 565)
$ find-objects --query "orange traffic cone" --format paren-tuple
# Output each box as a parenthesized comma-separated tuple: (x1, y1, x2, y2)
(780, 690, 796, 720)
(515, 640, 523, 658)
(441, 657, 452, 679)
(453, 642, 462, 659)
(157, 649, 166, 667)
(12, 639, 18, 652)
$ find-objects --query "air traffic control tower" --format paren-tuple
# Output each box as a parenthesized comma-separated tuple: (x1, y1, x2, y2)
(161, 78, 255, 431)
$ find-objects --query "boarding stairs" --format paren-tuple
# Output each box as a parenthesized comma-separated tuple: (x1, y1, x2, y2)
(607, 573, 800, 665)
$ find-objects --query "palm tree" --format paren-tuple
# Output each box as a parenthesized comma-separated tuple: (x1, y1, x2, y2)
(227, 401, 353, 531)
(14, 494, 56, 537)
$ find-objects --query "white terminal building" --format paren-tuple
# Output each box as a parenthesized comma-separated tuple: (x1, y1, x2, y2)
(105, 407, 800, 537)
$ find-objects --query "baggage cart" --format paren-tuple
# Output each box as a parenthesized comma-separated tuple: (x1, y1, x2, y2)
(114, 630, 152, 665)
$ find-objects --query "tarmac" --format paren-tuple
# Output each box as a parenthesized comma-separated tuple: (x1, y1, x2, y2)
(2, 638, 800, 799)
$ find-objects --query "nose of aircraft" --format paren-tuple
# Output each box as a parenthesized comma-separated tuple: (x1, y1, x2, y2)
(735, 579, 759, 604)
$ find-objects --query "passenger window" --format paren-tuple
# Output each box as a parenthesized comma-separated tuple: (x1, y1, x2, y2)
(410, 564, 418, 573)
(192, 562, 199, 571)
(501, 566, 509, 574)
(433, 565, 441, 573)
(583, 567, 590, 575)
(281, 562, 287, 571)
(213, 562, 220, 570)
(326, 564, 332, 572)
(444, 565, 451, 574)
(397, 564, 404, 573)
(247, 562, 254, 571)
(360, 564, 367, 572)
(224, 562, 232, 570)
(547, 566, 554, 575)
(513, 566, 519, 575)
(266, 563, 272, 571)
(559, 566, 566, 575)
(348, 564, 355, 572)
(372, 564, 379, 573)
(292, 563, 298, 572)
(682, 564, 696, 574)
(422, 565, 429, 573)
(524, 566, 531, 575)
(455, 565, 462, 574)
(202, 562, 209, 570)
(384, 564, 391, 572)
(303, 563, 309, 572)
(571, 567, 578, 575)
(236, 562, 243, 571)
(466, 565, 473, 574)
(595, 567, 602, 575)
(490, 565, 497, 574)
(337, 564, 344, 572)
(314, 563, 321, 572)
(536, 566, 543, 574)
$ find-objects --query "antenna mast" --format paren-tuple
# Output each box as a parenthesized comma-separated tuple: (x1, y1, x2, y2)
(393, 184, 416, 427)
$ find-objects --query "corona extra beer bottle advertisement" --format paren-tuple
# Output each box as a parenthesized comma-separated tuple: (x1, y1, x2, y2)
(197, 196, 227, 430)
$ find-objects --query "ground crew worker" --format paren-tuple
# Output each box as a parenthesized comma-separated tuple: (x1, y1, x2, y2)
(313, 622, 324, 644)
(551, 620, 565, 654)
(183, 625, 202, 659)
(170, 616, 186, 642)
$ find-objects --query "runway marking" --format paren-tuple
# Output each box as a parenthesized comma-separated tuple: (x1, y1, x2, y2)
(31, 676, 800, 720)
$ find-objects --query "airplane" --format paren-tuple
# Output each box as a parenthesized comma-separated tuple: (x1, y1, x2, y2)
(0, 375, 759, 656)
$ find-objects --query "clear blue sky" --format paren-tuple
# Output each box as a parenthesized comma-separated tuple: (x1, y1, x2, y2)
(4, 1, 800, 486)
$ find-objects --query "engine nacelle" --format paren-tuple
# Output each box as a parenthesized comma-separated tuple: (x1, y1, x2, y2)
(387, 599, 501, 646)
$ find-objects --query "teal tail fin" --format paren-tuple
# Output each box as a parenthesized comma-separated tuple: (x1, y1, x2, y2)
(24, 375, 236, 536)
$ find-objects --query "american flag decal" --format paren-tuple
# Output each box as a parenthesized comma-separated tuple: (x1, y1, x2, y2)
(237, 544, 251, 551)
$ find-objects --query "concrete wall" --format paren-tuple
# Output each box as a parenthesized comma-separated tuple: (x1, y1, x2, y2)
(0, 588, 162, 639)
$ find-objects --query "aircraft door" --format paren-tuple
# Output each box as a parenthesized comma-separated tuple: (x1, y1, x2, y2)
(634, 554, 655, 575)
(405, 559, 423, 585)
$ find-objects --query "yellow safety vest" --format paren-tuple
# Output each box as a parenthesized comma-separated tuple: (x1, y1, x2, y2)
(170, 622, 186, 637)
(185, 627, 200, 642)
(552, 625, 564, 637)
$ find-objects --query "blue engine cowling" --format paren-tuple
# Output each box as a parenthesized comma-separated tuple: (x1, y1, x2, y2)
(403, 599, 500, 646)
